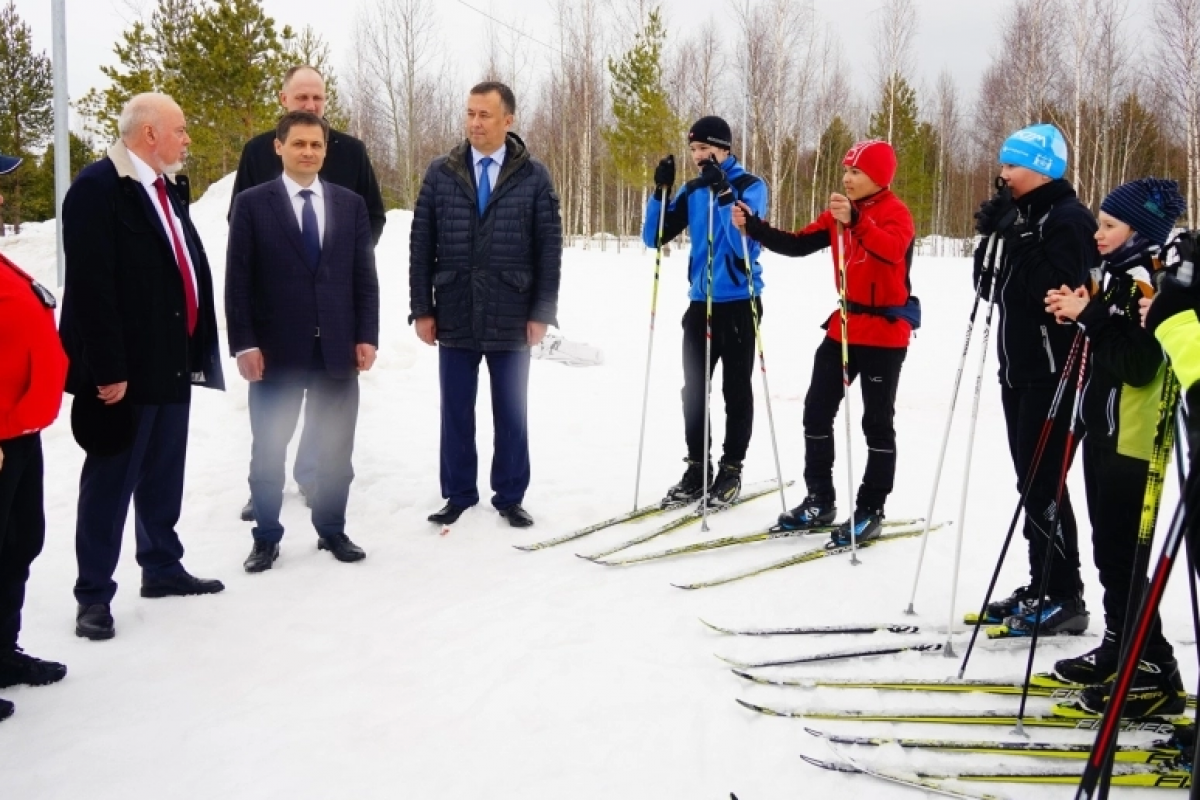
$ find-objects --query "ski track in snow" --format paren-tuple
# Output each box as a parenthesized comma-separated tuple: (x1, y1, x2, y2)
(0, 174, 1191, 799)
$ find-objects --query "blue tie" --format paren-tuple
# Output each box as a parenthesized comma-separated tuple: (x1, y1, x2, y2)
(299, 189, 320, 268)
(477, 156, 493, 217)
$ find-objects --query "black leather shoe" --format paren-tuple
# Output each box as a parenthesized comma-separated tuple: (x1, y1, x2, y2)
(0, 648, 67, 688)
(317, 533, 366, 562)
(243, 541, 280, 573)
(75, 603, 115, 641)
(140, 570, 226, 598)
(240, 497, 254, 522)
(498, 504, 534, 528)
(428, 502, 469, 525)
(0, 697, 12, 722)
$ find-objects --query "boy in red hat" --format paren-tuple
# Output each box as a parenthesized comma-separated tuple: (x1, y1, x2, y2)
(733, 139, 915, 546)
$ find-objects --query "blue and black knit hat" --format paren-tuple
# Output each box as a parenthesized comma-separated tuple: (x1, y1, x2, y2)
(998, 123, 1068, 180)
(1100, 177, 1187, 246)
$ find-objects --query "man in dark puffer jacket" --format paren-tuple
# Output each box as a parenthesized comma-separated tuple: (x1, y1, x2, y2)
(409, 81, 562, 529)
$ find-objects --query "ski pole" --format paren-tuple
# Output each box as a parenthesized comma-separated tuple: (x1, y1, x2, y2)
(1073, 411, 1197, 799)
(701, 190, 715, 532)
(906, 232, 998, 619)
(1093, 374, 1182, 799)
(958, 329, 1085, 678)
(940, 236, 1002, 658)
(633, 183, 670, 512)
(738, 230, 787, 514)
(835, 221, 859, 565)
(1011, 339, 1089, 737)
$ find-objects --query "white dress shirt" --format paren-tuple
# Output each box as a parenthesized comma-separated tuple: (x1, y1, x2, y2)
(471, 145, 506, 191)
(127, 150, 199, 302)
(281, 173, 325, 245)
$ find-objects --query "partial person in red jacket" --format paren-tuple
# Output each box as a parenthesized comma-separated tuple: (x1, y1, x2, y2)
(733, 140, 916, 547)
(0, 150, 71, 722)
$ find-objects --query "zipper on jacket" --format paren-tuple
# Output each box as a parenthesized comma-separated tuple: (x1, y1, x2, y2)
(1106, 388, 1117, 438)
(1039, 324, 1056, 373)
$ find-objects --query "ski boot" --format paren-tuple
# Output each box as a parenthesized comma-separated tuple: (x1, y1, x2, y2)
(776, 493, 836, 531)
(1053, 629, 1119, 685)
(976, 584, 1039, 625)
(1000, 593, 1090, 637)
(706, 459, 743, 508)
(663, 457, 711, 506)
(1074, 657, 1187, 718)
(829, 509, 884, 548)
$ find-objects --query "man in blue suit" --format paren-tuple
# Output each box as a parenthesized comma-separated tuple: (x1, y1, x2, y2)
(225, 111, 380, 573)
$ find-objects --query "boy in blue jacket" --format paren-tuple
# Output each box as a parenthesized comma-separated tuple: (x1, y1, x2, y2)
(642, 116, 768, 506)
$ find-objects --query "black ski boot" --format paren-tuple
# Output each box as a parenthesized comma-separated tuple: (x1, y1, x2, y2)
(1053, 629, 1119, 685)
(664, 457, 711, 506)
(1001, 593, 1090, 636)
(1076, 657, 1187, 718)
(980, 584, 1038, 624)
(829, 509, 885, 548)
(777, 493, 836, 531)
(706, 459, 742, 507)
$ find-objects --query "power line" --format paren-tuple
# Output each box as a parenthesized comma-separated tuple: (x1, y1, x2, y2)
(451, 0, 594, 72)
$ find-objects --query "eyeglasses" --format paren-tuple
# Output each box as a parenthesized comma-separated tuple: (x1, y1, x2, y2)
(30, 279, 56, 309)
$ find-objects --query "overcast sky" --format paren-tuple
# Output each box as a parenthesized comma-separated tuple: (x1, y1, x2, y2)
(16, 0, 1149, 134)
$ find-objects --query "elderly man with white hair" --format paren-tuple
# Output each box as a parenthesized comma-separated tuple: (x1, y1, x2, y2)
(59, 92, 226, 642)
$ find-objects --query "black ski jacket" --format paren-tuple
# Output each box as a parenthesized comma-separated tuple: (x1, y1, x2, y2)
(409, 133, 562, 352)
(1076, 244, 1165, 460)
(974, 179, 1097, 388)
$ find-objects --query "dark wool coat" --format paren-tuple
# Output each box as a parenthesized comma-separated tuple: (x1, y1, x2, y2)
(974, 179, 1097, 389)
(230, 128, 387, 245)
(59, 142, 225, 403)
(408, 133, 562, 352)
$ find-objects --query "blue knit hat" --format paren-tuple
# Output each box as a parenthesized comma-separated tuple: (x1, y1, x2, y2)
(1100, 177, 1187, 246)
(998, 123, 1068, 180)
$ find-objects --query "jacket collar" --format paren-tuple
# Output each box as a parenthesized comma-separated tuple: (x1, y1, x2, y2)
(856, 188, 894, 209)
(448, 132, 530, 186)
(1014, 178, 1076, 218)
(106, 140, 179, 184)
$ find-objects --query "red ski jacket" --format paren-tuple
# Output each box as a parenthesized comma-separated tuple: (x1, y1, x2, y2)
(0, 252, 67, 440)
(744, 189, 916, 347)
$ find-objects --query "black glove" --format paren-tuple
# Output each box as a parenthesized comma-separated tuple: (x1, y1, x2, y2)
(653, 155, 675, 194)
(686, 155, 731, 196)
(974, 182, 1018, 237)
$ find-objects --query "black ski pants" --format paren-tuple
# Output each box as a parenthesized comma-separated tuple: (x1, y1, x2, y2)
(802, 337, 906, 513)
(681, 298, 760, 465)
(0, 434, 45, 650)
(1082, 442, 1172, 657)
(1000, 384, 1083, 600)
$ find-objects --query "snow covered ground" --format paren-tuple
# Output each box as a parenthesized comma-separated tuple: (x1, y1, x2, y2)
(0, 177, 1192, 799)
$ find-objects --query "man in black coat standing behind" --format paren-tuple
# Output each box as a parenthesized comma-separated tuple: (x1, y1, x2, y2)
(60, 92, 226, 641)
(409, 81, 562, 529)
(230, 65, 386, 522)
(226, 111, 379, 573)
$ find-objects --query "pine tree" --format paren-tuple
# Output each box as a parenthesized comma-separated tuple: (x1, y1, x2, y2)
(868, 73, 932, 232)
(603, 7, 680, 202)
(0, 0, 51, 231)
(21, 133, 97, 222)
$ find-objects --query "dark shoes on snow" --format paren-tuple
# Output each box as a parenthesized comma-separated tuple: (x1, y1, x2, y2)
(829, 510, 885, 548)
(981, 584, 1039, 625)
(1076, 657, 1187, 718)
(663, 457, 741, 507)
(777, 493, 837, 531)
(1054, 630, 1120, 685)
(1000, 593, 1090, 636)
(0, 648, 67, 689)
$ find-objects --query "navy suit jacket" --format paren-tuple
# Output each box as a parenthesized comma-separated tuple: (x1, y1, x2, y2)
(225, 177, 379, 380)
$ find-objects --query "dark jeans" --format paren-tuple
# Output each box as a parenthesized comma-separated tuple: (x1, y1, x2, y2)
(1083, 442, 1171, 656)
(681, 298, 760, 464)
(248, 372, 360, 543)
(439, 346, 531, 509)
(803, 337, 906, 512)
(0, 434, 45, 649)
(74, 403, 190, 605)
(1000, 384, 1083, 599)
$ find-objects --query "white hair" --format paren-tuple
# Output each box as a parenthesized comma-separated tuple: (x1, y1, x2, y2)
(117, 92, 178, 142)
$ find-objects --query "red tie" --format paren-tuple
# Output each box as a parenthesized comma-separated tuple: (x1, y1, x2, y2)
(152, 177, 198, 335)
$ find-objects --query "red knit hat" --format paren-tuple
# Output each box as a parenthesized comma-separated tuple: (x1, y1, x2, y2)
(842, 139, 897, 187)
